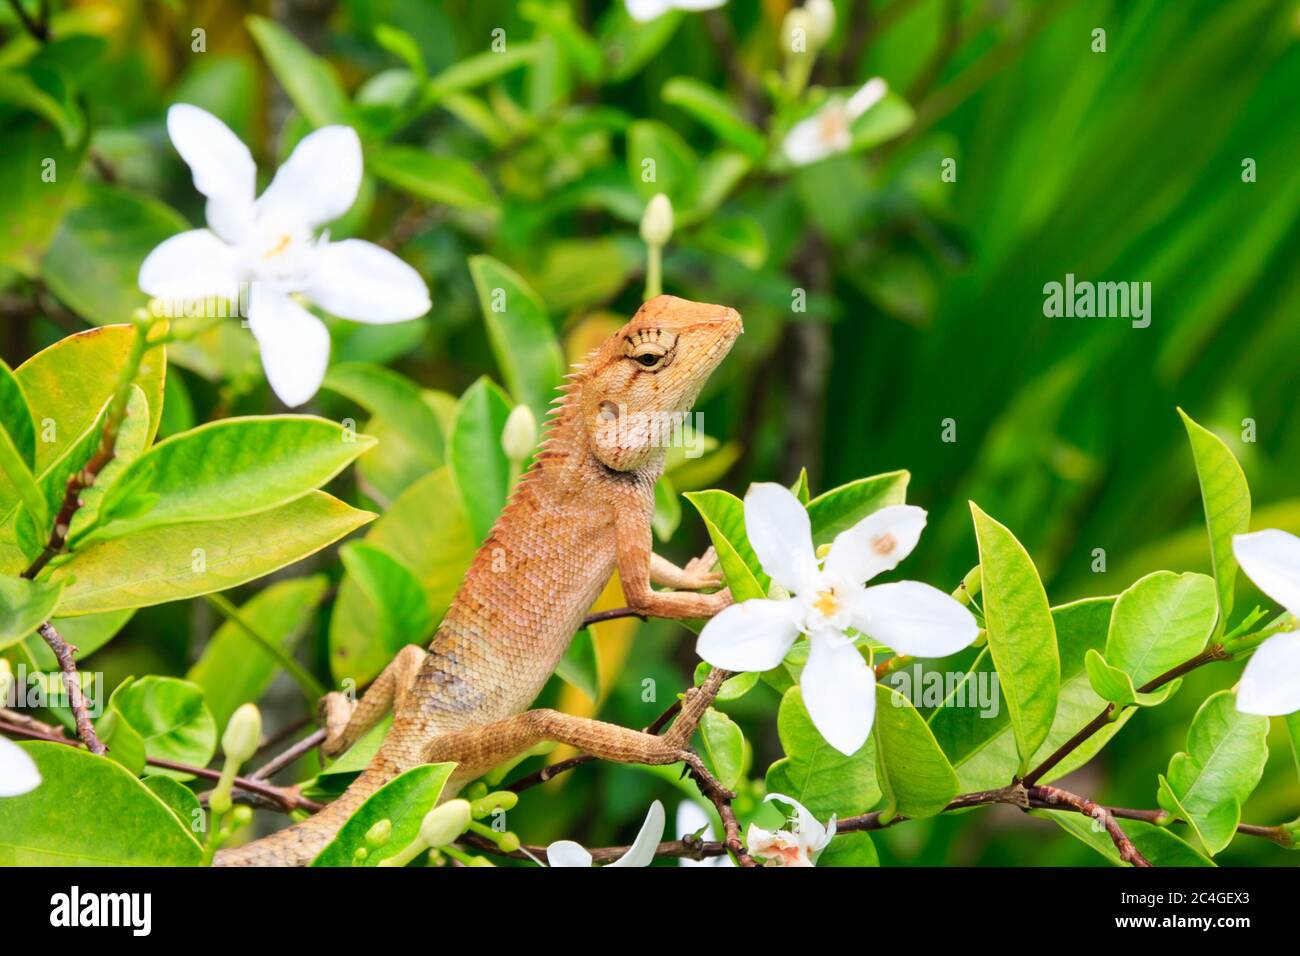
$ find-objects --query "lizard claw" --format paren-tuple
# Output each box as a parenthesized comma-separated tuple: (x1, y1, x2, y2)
(682, 547, 724, 590)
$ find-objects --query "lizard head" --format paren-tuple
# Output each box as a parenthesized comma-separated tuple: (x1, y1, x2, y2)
(579, 294, 742, 472)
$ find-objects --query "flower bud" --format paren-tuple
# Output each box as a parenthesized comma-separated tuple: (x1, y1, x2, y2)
(366, 818, 393, 848)
(419, 799, 472, 849)
(221, 703, 262, 766)
(501, 404, 538, 462)
(805, 0, 836, 47)
(231, 805, 253, 827)
(639, 193, 674, 248)
(209, 788, 232, 817)
(782, 8, 815, 56)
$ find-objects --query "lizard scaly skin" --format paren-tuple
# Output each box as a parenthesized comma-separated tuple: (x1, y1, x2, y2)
(216, 295, 742, 866)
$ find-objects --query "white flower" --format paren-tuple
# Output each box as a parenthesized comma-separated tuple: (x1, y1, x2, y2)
(1230, 530, 1300, 716)
(746, 793, 835, 867)
(0, 737, 40, 797)
(625, 0, 727, 24)
(696, 483, 978, 755)
(782, 79, 888, 167)
(547, 800, 664, 867)
(139, 104, 430, 407)
(676, 800, 733, 867)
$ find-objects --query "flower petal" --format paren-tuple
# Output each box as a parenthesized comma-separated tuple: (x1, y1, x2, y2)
(1233, 529, 1300, 618)
(744, 482, 819, 593)
(256, 125, 363, 231)
(849, 580, 980, 658)
(247, 289, 330, 407)
(546, 840, 594, 867)
(139, 229, 242, 304)
(625, 0, 672, 21)
(763, 792, 828, 848)
(607, 800, 665, 867)
(782, 115, 833, 167)
(800, 633, 876, 756)
(1237, 630, 1300, 716)
(674, 0, 728, 10)
(696, 598, 801, 672)
(823, 504, 927, 585)
(846, 78, 888, 118)
(167, 104, 256, 243)
(306, 239, 430, 323)
(0, 737, 40, 797)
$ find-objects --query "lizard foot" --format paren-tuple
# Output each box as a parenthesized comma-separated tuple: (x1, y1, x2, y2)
(318, 691, 356, 758)
(681, 547, 724, 590)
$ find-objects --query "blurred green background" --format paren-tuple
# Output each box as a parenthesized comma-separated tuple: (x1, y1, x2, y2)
(2, 0, 1299, 864)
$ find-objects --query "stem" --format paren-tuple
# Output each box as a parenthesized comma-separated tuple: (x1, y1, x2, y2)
(204, 592, 326, 701)
(250, 727, 326, 781)
(581, 606, 646, 627)
(643, 243, 663, 300)
(1020, 643, 1229, 787)
(1028, 785, 1151, 867)
(4, 0, 47, 41)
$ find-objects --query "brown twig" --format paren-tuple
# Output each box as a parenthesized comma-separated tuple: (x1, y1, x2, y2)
(4, 0, 47, 41)
(250, 728, 326, 781)
(35, 623, 106, 755)
(0, 718, 318, 812)
(460, 831, 730, 864)
(1028, 785, 1151, 867)
(581, 606, 646, 627)
(710, 793, 754, 866)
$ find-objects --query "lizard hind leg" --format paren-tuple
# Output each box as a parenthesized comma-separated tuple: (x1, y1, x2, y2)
(320, 644, 428, 757)
(426, 707, 733, 799)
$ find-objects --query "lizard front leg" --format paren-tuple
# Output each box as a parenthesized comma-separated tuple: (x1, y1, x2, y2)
(649, 546, 722, 591)
(320, 644, 427, 757)
(617, 505, 732, 618)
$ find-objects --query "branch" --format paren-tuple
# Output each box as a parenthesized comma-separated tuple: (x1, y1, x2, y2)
(4, 0, 47, 41)
(250, 728, 326, 781)
(460, 831, 730, 864)
(1021, 643, 1230, 787)
(581, 606, 645, 627)
(0, 717, 318, 812)
(1028, 785, 1151, 867)
(34, 622, 106, 754)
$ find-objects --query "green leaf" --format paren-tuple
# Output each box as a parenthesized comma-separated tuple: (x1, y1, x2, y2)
(765, 686, 881, 820)
(368, 145, 499, 216)
(1105, 571, 1217, 687)
(931, 597, 1126, 791)
(422, 44, 540, 105)
(817, 831, 879, 866)
(1179, 409, 1251, 633)
(652, 476, 681, 541)
(626, 119, 696, 204)
(661, 77, 765, 159)
(555, 627, 599, 701)
(89, 416, 375, 542)
(330, 469, 475, 685)
(467, 256, 565, 424)
(311, 762, 458, 866)
(0, 66, 84, 148)
(1083, 649, 1178, 709)
(600, 7, 681, 82)
(16, 324, 166, 473)
(447, 377, 513, 544)
(246, 15, 351, 125)
(0, 114, 84, 276)
(873, 685, 959, 819)
(339, 543, 433, 652)
(1157, 689, 1269, 854)
(683, 489, 767, 601)
(323, 363, 445, 469)
(42, 183, 191, 327)
(102, 676, 217, 781)
(0, 408, 47, 535)
(691, 215, 768, 270)
(1039, 811, 1214, 867)
(0, 358, 36, 471)
(51, 491, 374, 615)
(0, 742, 201, 865)
(143, 775, 203, 836)
(806, 470, 909, 545)
(0, 575, 63, 649)
(187, 576, 328, 729)
(969, 502, 1058, 775)
(699, 707, 745, 791)
(849, 90, 915, 152)
(97, 683, 148, 776)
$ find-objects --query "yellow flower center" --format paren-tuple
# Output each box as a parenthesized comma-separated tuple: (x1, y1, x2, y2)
(812, 588, 840, 618)
(263, 233, 293, 260)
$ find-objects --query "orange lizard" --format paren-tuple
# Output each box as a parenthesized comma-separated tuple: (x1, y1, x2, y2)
(216, 295, 742, 865)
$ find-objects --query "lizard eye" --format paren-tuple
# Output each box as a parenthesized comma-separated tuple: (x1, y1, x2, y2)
(635, 351, 661, 367)
(624, 328, 677, 371)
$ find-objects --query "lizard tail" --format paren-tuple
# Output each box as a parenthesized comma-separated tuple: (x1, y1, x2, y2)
(213, 763, 395, 867)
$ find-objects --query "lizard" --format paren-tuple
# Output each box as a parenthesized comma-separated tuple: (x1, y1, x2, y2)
(215, 294, 743, 866)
